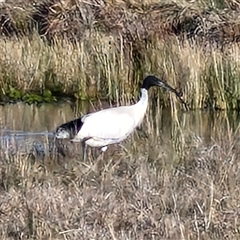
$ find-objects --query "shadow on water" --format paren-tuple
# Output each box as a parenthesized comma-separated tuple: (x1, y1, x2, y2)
(0, 101, 240, 165)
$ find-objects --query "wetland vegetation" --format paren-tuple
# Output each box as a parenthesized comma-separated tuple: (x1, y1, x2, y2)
(1, 0, 240, 108)
(1, 0, 240, 239)
(1, 102, 240, 239)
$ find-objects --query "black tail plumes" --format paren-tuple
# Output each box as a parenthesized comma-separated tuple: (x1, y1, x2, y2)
(56, 118, 84, 139)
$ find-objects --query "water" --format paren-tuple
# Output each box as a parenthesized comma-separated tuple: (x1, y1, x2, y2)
(0, 101, 239, 161)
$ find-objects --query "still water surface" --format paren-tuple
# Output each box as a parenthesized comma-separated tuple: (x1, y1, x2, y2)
(0, 101, 239, 161)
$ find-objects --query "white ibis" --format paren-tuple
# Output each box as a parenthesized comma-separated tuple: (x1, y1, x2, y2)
(55, 75, 187, 159)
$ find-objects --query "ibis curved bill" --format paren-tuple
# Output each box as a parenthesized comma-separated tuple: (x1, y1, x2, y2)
(55, 75, 187, 153)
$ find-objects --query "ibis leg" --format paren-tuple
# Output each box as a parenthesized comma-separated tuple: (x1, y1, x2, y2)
(136, 126, 149, 139)
(96, 151, 104, 162)
(81, 142, 87, 161)
(92, 151, 105, 174)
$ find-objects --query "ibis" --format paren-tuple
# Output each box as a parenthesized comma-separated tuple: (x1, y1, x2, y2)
(55, 75, 187, 159)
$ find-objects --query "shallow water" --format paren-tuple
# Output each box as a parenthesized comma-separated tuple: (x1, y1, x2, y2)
(0, 101, 239, 161)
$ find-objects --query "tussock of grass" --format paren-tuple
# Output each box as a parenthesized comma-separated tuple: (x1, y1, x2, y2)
(0, 31, 134, 102)
(2, 32, 240, 109)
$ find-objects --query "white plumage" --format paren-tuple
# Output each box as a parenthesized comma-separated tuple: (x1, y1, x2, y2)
(55, 75, 187, 155)
(73, 88, 148, 149)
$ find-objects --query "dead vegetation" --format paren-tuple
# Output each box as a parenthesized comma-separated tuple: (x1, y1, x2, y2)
(1, 1, 240, 239)
(0, 107, 240, 239)
(1, 0, 240, 45)
(1, 0, 240, 107)
(1, 26, 240, 109)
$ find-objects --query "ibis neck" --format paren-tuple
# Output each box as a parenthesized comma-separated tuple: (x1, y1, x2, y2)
(135, 88, 149, 112)
(132, 88, 148, 125)
(138, 88, 148, 104)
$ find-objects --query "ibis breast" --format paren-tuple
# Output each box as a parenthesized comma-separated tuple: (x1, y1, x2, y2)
(73, 106, 144, 147)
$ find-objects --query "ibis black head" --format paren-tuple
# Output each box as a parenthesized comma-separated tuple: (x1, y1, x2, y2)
(142, 75, 174, 91)
(142, 75, 188, 110)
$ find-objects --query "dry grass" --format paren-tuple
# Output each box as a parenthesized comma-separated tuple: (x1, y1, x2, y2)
(1, 1, 240, 239)
(1, 32, 240, 109)
(0, 106, 240, 240)
(0, 0, 240, 108)
(0, 32, 133, 102)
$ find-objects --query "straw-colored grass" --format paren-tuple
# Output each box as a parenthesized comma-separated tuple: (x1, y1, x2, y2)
(1, 1, 240, 239)
(0, 0, 240, 108)
(0, 104, 240, 240)
(2, 32, 240, 109)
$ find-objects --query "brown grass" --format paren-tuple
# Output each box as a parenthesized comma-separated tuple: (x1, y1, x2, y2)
(0, 104, 240, 239)
(1, 32, 240, 109)
(1, 0, 240, 45)
(1, 1, 240, 239)
(0, 0, 239, 108)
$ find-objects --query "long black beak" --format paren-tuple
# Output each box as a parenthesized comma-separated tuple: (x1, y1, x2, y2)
(158, 80, 189, 111)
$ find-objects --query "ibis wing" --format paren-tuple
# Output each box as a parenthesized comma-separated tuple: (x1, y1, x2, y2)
(79, 108, 136, 141)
